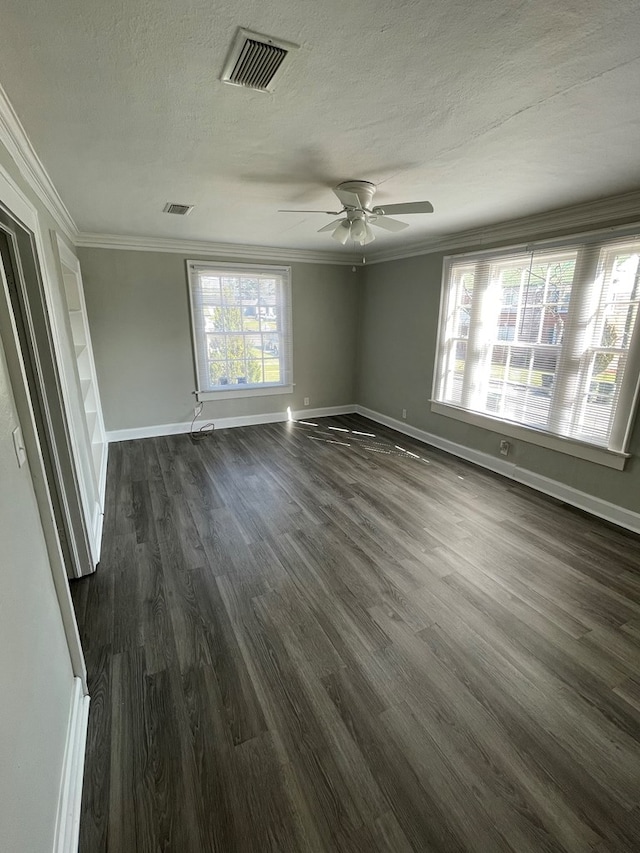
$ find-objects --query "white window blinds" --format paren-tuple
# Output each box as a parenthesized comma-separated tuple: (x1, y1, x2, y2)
(434, 237, 640, 454)
(188, 262, 293, 398)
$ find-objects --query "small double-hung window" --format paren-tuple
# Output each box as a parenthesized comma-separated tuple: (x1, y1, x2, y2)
(432, 236, 640, 468)
(188, 262, 293, 400)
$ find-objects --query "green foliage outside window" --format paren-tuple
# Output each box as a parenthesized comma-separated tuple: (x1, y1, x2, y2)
(206, 302, 262, 386)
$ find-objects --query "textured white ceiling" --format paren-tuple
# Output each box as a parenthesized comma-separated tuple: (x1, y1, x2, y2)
(1, 0, 640, 253)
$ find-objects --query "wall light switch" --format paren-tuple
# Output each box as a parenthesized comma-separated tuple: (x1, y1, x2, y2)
(12, 426, 26, 468)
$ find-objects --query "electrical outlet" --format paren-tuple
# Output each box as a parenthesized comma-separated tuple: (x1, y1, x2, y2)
(304, 397, 310, 406)
(402, 408, 407, 419)
(499, 439, 511, 456)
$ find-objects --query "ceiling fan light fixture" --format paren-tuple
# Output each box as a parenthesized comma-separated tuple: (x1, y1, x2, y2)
(331, 220, 351, 245)
(350, 218, 367, 243)
(362, 222, 376, 245)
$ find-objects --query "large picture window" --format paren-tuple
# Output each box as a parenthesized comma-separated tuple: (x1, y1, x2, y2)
(188, 262, 293, 400)
(432, 236, 640, 468)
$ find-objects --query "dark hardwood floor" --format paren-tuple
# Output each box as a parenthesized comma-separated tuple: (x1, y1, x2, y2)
(71, 414, 640, 852)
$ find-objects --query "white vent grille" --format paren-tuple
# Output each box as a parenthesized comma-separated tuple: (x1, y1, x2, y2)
(221, 28, 298, 92)
(163, 203, 193, 216)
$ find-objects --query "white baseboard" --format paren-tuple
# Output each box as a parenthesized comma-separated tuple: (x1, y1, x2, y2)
(105, 405, 356, 443)
(54, 677, 90, 853)
(106, 420, 193, 442)
(291, 405, 355, 421)
(355, 405, 640, 536)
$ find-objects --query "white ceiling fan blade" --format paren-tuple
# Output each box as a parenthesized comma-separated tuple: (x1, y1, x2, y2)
(278, 209, 342, 214)
(318, 218, 345, 233)
(333, 187, 364, 209)
(371, 201, 434, 215)
(370, 216, 409, 232)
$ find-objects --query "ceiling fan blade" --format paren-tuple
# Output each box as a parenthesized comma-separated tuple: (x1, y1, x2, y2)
(370, 216, 409, 232)
(333, 187, 364, 209)
(278, 209, 342, 214)
(371, 201, 434, 215)
(318, 218, 345, 233)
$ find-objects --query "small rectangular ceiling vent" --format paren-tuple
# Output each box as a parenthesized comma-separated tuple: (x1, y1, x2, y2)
(163, 202, 194, 216)
(221, 28, 298, 92)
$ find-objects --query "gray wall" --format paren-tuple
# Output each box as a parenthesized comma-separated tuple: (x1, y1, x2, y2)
(81, 239, 640, 514)
(79, 248, 361, 431)
(357, 252, 640, 513)
(0, 142, 78, 851)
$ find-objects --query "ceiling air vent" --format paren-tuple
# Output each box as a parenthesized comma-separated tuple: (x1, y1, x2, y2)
(163, 203, 194, 215)
(221, 28, 298, 92)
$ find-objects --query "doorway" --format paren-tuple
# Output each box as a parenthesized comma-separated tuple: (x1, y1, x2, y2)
(0, 205, 93, 579)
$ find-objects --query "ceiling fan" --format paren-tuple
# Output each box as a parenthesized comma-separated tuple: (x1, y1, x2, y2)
(278, 180, 434, 245)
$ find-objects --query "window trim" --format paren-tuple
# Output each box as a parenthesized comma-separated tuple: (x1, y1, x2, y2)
(429, 400, 629, 470)
(431, 235, 640, 470)
(187, 260, 293, 401)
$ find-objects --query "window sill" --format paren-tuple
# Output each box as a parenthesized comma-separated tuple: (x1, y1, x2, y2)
(196, 384, 293, 402)
(430, 401, 629, 471)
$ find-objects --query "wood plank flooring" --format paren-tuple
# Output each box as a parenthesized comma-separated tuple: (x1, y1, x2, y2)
(71, 414, 640, 852)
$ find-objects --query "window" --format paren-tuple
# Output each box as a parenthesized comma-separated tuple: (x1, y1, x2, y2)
(188, 262, 293, 400)
(433, 236, 640, 468)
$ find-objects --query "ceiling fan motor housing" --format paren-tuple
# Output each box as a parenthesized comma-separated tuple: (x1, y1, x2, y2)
(335, 180, 376, 210)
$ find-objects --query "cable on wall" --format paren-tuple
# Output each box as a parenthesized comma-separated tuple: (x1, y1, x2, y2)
(190, 398, 215, 440)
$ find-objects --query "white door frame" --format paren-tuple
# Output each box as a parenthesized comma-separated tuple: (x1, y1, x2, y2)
(0, 164, 86, 691)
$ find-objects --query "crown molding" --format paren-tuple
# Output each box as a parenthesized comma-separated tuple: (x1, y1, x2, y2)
(75, 232, 355, 265)
(76, 189, 640, 267)
(367, 189, 640, 264)
(0, 84, 78, 241)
